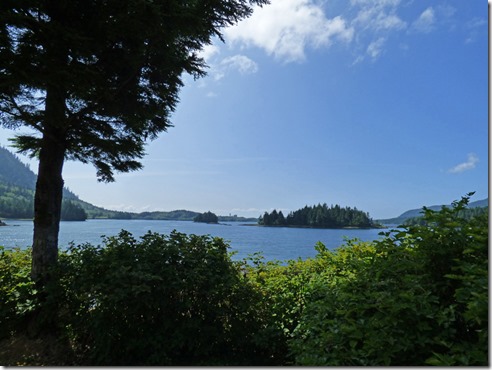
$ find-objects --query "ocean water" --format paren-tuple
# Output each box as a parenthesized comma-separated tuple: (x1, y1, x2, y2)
(0, 219, 391, 261)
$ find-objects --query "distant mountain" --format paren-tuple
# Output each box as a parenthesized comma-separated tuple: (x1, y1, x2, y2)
(0, 146, 37, 189)
(0, 146, 79, 200)
(378, 198, 488, 226)
(0, 146, 258, 221)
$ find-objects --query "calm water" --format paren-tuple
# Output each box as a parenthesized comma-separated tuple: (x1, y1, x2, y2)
(0, 219, 391, 261)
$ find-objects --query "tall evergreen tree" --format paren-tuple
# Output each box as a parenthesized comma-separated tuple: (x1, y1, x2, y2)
(0, 0, 268, 284)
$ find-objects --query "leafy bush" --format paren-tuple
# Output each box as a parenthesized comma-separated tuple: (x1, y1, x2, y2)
(241, 251, 333, 364)
(0, 247, 36, 340)
(289, 194, 488, 366)
(56, 230, 269, 365)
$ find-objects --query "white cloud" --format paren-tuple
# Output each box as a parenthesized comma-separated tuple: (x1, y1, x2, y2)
(349, 0, 406, 63)
(411, 7, 435, 33)
(448, 153, 479, 174)
(198, 44, 220, 63)
(203, 0, 457, 71)
(367, 37, 386, 59)
(352, 1, 406, 32)
(220, 55, 259, 75)
(224, 0, 354, 63)
(211, 54, 259, 81)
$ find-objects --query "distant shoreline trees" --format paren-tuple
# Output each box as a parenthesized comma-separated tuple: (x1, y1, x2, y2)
(60, 201, 87, 221)
(194, 211, 219, 224)
(259, 203, 380, 228)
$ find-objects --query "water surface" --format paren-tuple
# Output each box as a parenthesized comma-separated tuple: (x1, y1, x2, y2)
(0, 219, 390, 261)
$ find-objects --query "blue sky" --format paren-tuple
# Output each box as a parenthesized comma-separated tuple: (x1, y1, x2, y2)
(0, 0, 488, 219)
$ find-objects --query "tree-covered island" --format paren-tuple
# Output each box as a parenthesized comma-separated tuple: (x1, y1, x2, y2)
(193, 211, 219, 224)
(259, 203, 382, 228)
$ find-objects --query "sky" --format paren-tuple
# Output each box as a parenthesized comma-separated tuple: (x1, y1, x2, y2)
(0, 0, 488, 219)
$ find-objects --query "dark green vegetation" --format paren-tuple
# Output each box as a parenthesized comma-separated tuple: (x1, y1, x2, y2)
(402, 205, 488, 226)
(259, 203, 380, 228)
(378, 197, 488, 225)
(0, 194, 487, 365)
(0, 182, 85, 221)
(60, 201, 87, 222)
(0, 147, 83, 219)
(194, 211, 219, 224)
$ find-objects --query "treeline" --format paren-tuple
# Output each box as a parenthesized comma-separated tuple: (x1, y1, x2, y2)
(259, 203, 378, 228)
(60, 201, 87, 221)
(194, 211, 218, 223)
(0, 182, 33, 218)
(0, 182, 86, 220)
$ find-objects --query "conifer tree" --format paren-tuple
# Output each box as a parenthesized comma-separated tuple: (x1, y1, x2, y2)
(0, 0, 267, 283)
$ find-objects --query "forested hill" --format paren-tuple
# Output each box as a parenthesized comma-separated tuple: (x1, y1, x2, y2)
(378, 197, 488, 225)
(0, 146, 79, 200)
(0, 146, 88, 219)
(0, 146, 36, 189)
(0, 146, 131, 219)
(0, 147, 256, 221)
(259, 204, 381, 229)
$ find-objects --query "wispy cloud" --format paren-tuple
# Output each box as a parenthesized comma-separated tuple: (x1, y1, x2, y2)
(411, 7, 435, 33)
(196, 49, 258, 83)
(216, 55, 259, 80)
(464, 16, 487, 44)
(224, 0, 354, 63)
(366, 37, 386, 59)
(448, 153, 479, 174)
(351, 0, 407, 32)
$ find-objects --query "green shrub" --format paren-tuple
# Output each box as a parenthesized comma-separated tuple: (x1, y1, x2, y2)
(0, 247, 36, 340)
(56, 230, 268, 365)
(241, 245, 341, 364)
(412, 196, 488, 365)
(289, 194, 488, 366)
(290, 240, 440, 365)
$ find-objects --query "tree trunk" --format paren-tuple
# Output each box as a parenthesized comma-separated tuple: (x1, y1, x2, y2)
(31, 88, 67, 283)
(31, 136, 65, 282)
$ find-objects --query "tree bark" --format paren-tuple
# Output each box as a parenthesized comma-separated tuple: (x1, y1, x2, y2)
(31, 88, 67, 283)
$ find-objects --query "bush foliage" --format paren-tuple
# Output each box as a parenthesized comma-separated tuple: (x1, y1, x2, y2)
(55, 231, 272, 365)
(0, 247, 36, 340)
(0, 194, 488, 365)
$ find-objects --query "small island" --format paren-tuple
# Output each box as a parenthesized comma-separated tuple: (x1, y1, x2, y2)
(259, 203, 382, 229)
(193, 211, 219, 224)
